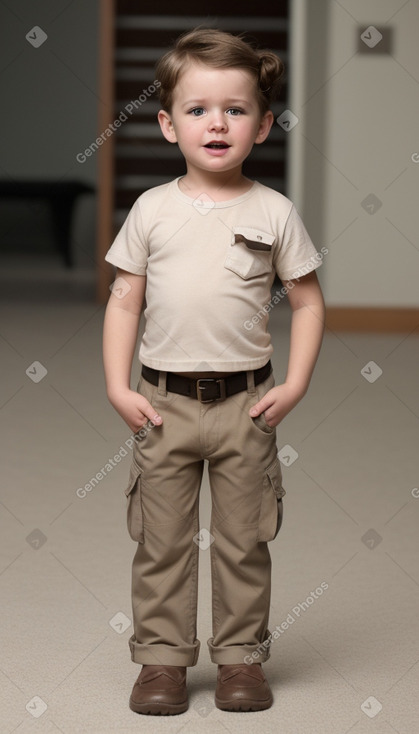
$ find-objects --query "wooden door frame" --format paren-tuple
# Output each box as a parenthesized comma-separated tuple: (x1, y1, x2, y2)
(96, 0, 115, 304)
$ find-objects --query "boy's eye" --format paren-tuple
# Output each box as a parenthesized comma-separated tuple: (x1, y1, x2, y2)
(188, 107, 245, 117)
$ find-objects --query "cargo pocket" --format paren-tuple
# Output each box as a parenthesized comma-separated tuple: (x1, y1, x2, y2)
(124, 457, 144, 543)
(257, 457, 286, 542)
(224, 227, 275, 279)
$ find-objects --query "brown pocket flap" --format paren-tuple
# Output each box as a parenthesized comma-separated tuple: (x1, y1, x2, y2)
(232, 227, 275, 251)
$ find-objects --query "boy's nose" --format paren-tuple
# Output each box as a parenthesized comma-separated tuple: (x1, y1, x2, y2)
(208, 114, 228, 132)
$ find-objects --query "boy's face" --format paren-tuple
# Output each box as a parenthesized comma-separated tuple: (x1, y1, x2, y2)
(157, 63, 273, 179)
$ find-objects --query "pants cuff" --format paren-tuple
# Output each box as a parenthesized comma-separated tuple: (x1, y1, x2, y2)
(129, 635, 200, 666)
(207, 634, 272, 665)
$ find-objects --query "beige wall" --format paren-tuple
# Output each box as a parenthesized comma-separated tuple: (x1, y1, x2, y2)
(290, 0, 419, 307)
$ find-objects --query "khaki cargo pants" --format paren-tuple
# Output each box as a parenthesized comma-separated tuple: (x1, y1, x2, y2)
(124, 367, 285, 667)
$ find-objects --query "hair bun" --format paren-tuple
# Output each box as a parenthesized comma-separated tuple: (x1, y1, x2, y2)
(257, 50, 285, 98)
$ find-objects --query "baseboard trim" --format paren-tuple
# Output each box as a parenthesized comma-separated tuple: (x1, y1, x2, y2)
(325, 308, 419, 332)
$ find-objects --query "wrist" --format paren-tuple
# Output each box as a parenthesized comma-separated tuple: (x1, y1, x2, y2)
(283, 380, 307, 402)
(106, 384, 132, 403)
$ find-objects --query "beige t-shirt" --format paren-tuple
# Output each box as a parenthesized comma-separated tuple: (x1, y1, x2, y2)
(105, 177, 322, 372)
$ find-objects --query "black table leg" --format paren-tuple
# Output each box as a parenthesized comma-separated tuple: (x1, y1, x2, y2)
(50, 195, 78, 267)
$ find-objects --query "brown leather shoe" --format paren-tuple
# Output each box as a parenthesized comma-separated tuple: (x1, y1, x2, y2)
(215, 663, 273, 711)
(129, 664, 188, 715)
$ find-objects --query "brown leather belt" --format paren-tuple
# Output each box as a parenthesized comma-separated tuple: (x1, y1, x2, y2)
(141, 361, 272, 404)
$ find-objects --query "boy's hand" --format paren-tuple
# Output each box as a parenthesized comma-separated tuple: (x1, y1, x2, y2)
(249, 384, 303, 428)
(108, 388, 162, 434)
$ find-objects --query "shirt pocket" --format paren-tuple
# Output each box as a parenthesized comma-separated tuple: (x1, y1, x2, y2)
(224, 226, 275, 279)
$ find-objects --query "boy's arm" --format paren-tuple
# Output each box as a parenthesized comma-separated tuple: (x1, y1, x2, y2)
(249, 271, 325, 427)
(103, 268, 162, 432)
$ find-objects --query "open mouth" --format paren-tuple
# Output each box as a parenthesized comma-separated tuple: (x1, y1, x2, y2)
(204, 143, 230, 149)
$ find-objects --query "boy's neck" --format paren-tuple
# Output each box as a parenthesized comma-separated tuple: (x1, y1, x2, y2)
(178, 169, 254, 201)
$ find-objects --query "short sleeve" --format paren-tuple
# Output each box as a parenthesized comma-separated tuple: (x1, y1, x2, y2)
(273, 204, 322, 281)
(104, 198, 148, 275)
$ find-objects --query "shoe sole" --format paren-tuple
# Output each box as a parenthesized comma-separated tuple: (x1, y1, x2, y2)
(215, 694, 273, 712)
(129, 697, 188, 715)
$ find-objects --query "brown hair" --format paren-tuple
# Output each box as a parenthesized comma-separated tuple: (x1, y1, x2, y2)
(155, 27, 284, 115)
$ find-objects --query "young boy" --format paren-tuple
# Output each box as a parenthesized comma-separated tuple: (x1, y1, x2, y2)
(103, 28, 325, 715)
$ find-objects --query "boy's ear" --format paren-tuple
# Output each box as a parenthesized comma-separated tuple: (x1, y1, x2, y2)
(254, 110, 274, 144)
(157, 110, 177, 143)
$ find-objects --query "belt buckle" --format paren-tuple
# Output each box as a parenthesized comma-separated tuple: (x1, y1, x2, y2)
(196, 378, 226, 403)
